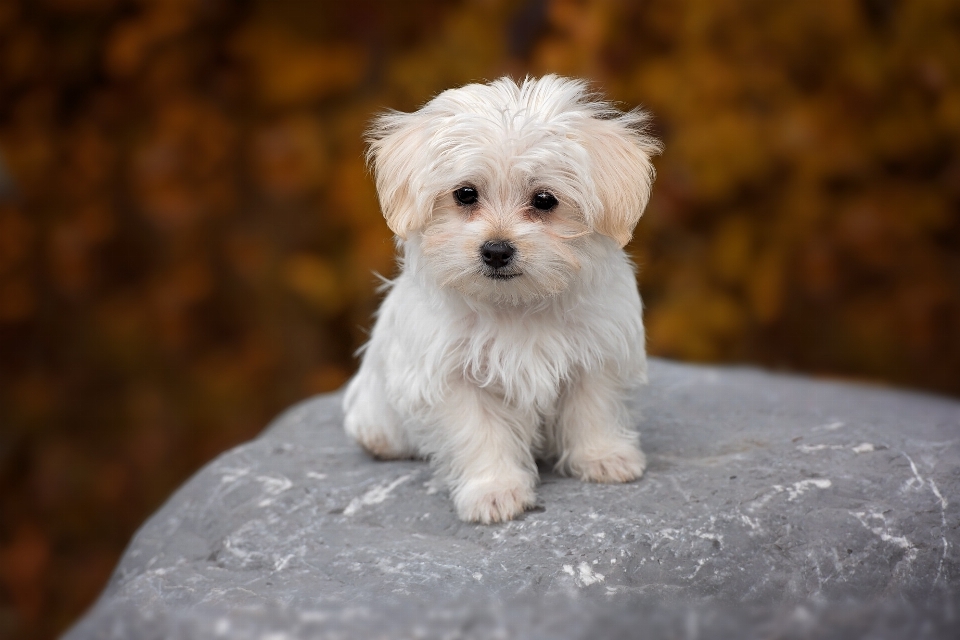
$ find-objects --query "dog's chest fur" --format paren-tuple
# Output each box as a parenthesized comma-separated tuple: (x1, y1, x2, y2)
(379, 257, 645, 419)
(456, 308, 579, 409)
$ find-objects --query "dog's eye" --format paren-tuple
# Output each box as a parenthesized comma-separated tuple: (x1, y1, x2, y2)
(453, 186, 478, 206)
(532, 192, 558, 211)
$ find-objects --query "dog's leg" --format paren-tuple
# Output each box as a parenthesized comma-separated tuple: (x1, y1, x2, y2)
(343, 366, 414, 460)
(428, 382, 538, 524)
(553, 369, 646, 483)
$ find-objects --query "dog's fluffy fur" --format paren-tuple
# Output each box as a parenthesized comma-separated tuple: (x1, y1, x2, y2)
(343, 76, 660, 523)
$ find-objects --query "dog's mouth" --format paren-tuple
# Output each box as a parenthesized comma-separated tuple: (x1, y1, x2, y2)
(484, 271, 522, 281)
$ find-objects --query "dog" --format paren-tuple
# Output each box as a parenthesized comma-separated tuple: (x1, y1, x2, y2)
(343, 75, 660, 523)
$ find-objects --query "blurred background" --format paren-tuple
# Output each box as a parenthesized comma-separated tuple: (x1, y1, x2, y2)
(0, 0, 957, 637)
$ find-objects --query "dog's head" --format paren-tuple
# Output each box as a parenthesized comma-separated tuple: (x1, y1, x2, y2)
(367, 75, 660, 303)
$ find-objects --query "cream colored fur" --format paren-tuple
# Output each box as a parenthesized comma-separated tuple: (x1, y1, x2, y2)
(343, 76, 660, 523)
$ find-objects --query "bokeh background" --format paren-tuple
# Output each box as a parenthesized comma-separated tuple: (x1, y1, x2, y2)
(0, 0, 958, 637)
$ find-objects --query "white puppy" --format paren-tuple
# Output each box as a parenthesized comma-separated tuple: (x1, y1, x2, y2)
(343, 75, 660, 524)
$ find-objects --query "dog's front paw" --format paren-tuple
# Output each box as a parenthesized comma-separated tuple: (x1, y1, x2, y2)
(454, 478, 536, 524)
(354, 432, 411, 460)
(344, 409, 413, 460)
(570, 447, 646, 484)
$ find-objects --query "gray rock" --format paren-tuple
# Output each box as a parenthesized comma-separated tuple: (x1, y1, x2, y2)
(65, 359, 960, 639)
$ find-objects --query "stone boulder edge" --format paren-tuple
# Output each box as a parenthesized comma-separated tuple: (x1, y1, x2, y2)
(64, 359, 960, 639)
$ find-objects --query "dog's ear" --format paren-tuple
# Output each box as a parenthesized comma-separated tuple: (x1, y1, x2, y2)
(580, 112, 661, 247)
(366, 111, 432, 239)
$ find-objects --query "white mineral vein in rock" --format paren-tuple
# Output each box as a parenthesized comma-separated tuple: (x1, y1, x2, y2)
(695, 530, 723, 546)
(218, 467, 250, 483)
(772, 479, 832, 501)
(902, 453, 925, 491)
(797, 444, 845, 453)
(688, 558, 706, 579)
(852, 511, 918, 561)
(577, 562, 604, 586)
(274, 554, 294, 572)
(256, 475, 293, 507)
(929, 478, 949, 586)
(344, 473, 415, 516)
(814, 421, 845, 431)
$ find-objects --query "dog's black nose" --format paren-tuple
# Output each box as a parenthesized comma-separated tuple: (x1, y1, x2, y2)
(480, 240, 516, 269)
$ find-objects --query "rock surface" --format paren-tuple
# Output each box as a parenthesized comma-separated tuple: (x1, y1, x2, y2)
(66, 359, 960, 639)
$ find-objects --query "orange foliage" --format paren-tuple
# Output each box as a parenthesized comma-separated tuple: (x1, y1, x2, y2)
(0, 0, 958, 638)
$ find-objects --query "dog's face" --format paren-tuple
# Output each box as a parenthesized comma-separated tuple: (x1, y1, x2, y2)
(367, 76, 660, 304)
